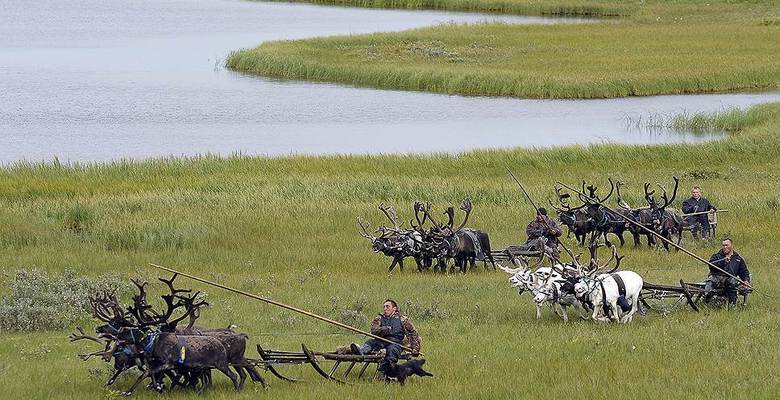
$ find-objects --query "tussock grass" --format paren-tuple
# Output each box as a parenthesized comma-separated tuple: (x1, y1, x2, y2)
(230, 2, 780, 99)
(0, 104, 779, 398)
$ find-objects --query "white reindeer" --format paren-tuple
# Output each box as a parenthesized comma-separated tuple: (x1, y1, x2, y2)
(532, 278, 586, 322)
(574, 270, 643, 323)
(527, 242, 622, 322)
(499, 260, 576, 320)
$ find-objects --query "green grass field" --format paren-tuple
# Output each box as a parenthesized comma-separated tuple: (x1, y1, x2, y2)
(1, 103, 779, 399)
(230, 1, 780, 98)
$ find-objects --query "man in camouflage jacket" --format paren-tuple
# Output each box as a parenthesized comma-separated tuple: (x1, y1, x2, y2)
(351, 299, 421, 376)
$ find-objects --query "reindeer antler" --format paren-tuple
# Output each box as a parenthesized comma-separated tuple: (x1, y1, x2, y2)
(128, 279, 155, 324)
(423, 202, 443, 231)
(69, 327, 105, 344)
(657, 176, 679, 210)
(413, 201, 428, 228)
(600, 178, 615, 202)
(357, 217, 375, 240)
(378, 203, 401, 231)
(615, 180, 632, 210)
(78, 341, 118, 362)
(452, 198, 472, 232)
(589, 241, 620, 275)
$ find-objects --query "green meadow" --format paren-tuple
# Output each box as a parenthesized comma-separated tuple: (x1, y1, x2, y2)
(1, 104, 779, 399)
(230, 1, 780, 98)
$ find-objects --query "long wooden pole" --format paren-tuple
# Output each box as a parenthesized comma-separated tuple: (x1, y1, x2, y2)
(555, 183, 752, 289)
(149, 263, 421, 355)
(680, 209, 729, 217)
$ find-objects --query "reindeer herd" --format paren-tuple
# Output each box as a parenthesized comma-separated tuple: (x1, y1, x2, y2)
(69, 275, 266, 396)
(550, 177, 684, 250)
(359, 177, 688, 274)
(358, 199, 495, 273)
(355, 177, 697, 324)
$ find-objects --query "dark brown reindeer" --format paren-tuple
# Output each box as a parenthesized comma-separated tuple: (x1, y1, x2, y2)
(644, 177, 684, 251)
(579, 179, 629, 246)
(134, 275, 265, 390)
(549, 185, 592, 246)
(615, 181, 656, 247)
(72, 275, 265, 395)
(359, 202, 433, 272)
(71, 292, 144, 386)
(424, 199, 495, 273)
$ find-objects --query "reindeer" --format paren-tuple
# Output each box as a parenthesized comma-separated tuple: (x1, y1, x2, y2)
(549, 185, 592, 246)
(358, 204, 428, 272)
(424, 199, 495, 273)
(530, 242, 622, 321)
(574, 269, 643, 323)
(441, 201, 495, 271)
(71, 275, 264, 395)
(578, 179, 629, 246)
(615, 180, 656, 247)
(644, 177, 684, 251)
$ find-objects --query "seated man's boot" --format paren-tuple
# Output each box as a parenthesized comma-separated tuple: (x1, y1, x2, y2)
(350, 343, 371, 356)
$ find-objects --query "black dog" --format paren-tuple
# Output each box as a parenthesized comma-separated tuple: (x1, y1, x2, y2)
(385, 359, 433, 385)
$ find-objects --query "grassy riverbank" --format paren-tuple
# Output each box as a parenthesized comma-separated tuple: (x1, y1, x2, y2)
(230, 1, 780, 99)
(1, 103, 779, 398)
(257, 0, 637, 17)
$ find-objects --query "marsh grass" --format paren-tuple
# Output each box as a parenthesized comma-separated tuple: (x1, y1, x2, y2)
(230, 2, 780, 99)
(228, 21, 780, 99)
(670, 104, 780, 133)
(256, 0, 635, 17)
(0, 104, 779, 398)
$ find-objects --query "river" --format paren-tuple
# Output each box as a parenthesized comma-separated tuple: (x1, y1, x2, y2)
(2, 0, 778, 164)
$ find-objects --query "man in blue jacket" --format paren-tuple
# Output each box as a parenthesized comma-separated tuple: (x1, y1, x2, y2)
(705, 238, 750, 305)
(682, 186, 717, 239)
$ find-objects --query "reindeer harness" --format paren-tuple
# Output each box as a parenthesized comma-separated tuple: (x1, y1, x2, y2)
(143, 331, 158, 353)
(595, 274, 631, 319)
(463, 230, 484, 259)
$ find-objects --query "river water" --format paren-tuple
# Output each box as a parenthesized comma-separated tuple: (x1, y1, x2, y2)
(2, 0, 778, 164)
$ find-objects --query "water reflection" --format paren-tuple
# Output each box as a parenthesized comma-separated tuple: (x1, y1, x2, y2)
(1, 0, 777, 164)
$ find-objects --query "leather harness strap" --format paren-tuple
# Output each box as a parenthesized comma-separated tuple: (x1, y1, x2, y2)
(598, 278, 611, 318)
(611, 273, 627, 297)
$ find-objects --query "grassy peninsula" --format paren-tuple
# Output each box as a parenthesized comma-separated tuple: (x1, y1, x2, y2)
(230, 1, 780, 98)
(1, 103, 779, 399)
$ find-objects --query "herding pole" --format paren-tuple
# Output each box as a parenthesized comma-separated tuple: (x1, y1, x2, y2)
(554, 183, 752, 289)
(680, 209, 729, 217)
(149, 263, 422, 355)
